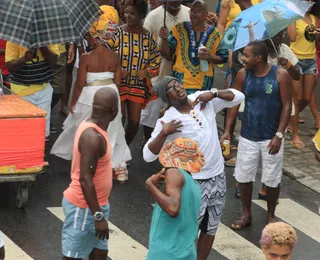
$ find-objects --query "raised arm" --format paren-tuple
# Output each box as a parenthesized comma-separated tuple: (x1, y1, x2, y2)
(217, 2, 231, 33)
(146, 168, 184, 217)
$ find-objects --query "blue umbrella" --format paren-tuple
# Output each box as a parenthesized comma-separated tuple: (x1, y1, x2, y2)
(218, 0, 314, 52)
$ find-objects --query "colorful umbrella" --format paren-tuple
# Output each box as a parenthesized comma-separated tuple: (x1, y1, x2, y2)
(218, 0, 314, 52)
(0, 0, 102, 49)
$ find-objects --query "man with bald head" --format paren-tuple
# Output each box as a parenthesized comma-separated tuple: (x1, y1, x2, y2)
(61, 88, 118, 260)
(160, 0, 226, 94)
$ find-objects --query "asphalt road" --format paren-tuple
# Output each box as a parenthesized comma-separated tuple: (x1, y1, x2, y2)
(0, 109, 320, 260)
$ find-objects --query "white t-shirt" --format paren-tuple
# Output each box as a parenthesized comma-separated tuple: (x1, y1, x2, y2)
(268, 44, 299, 66)
(143, 5, 190, 84)
(143, 89, 245, 179)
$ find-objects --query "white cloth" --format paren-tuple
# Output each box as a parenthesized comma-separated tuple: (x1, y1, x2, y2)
(51, 72, 131, 167)
(268, 44, 298, 116)
(143, 89, 245, 179)
(268, 44, 299, 66)
(234, 136, 284, 188)
(74, 40, 88, 69)
(0, 233, 4, 248)
(140, 5, 190, 128)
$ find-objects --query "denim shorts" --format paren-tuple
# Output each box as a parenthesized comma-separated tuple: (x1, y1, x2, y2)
(61, 197, 110, 258)
(298, 59, 318, 75)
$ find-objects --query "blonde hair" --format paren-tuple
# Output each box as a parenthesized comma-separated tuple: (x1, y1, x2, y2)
(260, 222, 297, 250)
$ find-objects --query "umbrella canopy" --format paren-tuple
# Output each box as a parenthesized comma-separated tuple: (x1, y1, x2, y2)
(218, 0, 314, 52)
(0, 0, 102, 49)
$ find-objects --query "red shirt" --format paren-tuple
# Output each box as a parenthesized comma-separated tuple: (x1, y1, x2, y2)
(0, 39, 9, 75)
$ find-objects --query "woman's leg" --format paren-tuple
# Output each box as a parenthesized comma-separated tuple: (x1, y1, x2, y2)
(300, 74, 316, 112)
(308, 87, 320, 129)
(121, 101, 126, 126)
(125, 100, 143, 145)
(291, 78, 305, 148)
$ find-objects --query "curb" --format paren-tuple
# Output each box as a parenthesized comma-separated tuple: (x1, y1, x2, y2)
(216, 122, 320, 195)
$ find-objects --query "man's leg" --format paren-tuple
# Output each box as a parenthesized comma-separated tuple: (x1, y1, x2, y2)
(197, 173, 226, 260)
(261, 139, 284, 224)
(266, 185, 280, 224)
(89, 248, 108, 260)
(37, 84, 54, 137)
(232, 137, 260, 229)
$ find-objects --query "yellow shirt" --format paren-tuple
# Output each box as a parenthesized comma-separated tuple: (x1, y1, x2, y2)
(224, 0, 261, 29)
(313, 129, 320, 152)
(58, 44, 67, 54)
(5, 42, 60, 96)
(290, 15, 316, 60)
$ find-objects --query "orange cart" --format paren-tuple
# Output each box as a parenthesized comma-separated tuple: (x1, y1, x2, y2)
(0, 84, 47, 208)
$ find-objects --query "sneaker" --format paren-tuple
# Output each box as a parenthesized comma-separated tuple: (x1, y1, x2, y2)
(50, 124, 58, 134)
(45, 137, 51, 143)
(225, 157, 236, 167)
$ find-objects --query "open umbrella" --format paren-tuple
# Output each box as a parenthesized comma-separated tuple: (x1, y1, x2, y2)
(218, 0, 314, 52)
(0, 0, 102, 49)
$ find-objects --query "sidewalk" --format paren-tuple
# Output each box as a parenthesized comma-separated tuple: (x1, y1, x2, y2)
(214, 68, 320, 194)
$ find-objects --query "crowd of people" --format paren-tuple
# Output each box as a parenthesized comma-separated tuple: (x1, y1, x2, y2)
(1, 0, 320, 259)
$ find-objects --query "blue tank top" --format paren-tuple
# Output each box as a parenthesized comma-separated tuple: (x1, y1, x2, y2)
(147, 169, 201, 260)
(241, 65, 282, 141)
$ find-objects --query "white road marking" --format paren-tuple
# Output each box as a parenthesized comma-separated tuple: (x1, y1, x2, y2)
(253, 199, 320, 243)
(47, 207, 148, 260)
(0, 231, 33, 259)
(214, 224, 264, 260)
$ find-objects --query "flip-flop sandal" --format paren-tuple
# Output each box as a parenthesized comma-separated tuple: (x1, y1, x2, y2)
(290, 140, 305, 149)
(235, 187, 241, 198)
(231, 216, 252, 230)
(258, 193, 267, 201)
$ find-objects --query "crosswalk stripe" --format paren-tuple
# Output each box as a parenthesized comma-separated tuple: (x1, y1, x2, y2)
(214, 224, 264, 260)
(0, 231, 33, 260)
(47, 207, 148, 260)
(253, 199, 320, 243)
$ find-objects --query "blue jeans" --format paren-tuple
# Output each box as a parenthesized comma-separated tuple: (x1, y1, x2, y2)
(22, 84, 53, 137)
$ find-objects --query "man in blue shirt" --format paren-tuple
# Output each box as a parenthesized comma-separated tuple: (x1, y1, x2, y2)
(222, 41, 292, 229)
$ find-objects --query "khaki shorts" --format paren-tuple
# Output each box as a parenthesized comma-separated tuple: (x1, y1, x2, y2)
(51, 51, 67, 94)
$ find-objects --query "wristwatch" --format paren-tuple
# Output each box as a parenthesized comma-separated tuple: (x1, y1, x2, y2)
(210, 88, 218, 98)
(275, 132, 284, 139)
(94, 211, 104, 221)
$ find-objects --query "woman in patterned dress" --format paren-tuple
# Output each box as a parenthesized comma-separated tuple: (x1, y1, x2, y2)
(107, 0, 161, 145)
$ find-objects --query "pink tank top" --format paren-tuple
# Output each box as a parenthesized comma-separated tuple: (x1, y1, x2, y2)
(64, 120, 113, 208)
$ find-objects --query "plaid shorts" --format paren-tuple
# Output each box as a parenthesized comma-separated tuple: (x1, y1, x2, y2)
(197, 172, 227, 236)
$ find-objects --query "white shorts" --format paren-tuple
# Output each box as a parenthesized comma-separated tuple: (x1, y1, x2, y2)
(234, 136, 284, 188)
(0, 233, 4, 248)
(140, 98, 165, 128)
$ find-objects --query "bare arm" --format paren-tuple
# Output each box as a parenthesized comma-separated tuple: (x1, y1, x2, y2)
(79, 128, 105, 214)
(6, 56, 28, 72)
(217, 6, 230, 33)
(146, 168, 184, 217)
(70, 54, 89, 109)
(114, 57, 122, 90)
(160, 39, 172, 60)
(39, 46, 57, 66)
(288, 23, 297, 42)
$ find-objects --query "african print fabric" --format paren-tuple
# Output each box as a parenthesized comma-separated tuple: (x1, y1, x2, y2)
(168, 21, 224, 93)
(107, 27, 161, 106)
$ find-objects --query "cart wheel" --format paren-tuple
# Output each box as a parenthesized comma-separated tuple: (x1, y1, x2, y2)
(16, 183, 28, 209)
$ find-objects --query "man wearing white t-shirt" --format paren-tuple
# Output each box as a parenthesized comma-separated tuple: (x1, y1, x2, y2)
(143, 76, 244, 259)
(140, 1, 190, 148)
(0, 233, 5, 260)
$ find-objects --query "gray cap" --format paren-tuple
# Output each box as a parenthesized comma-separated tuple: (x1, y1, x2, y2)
(153, 76, 179, 104)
